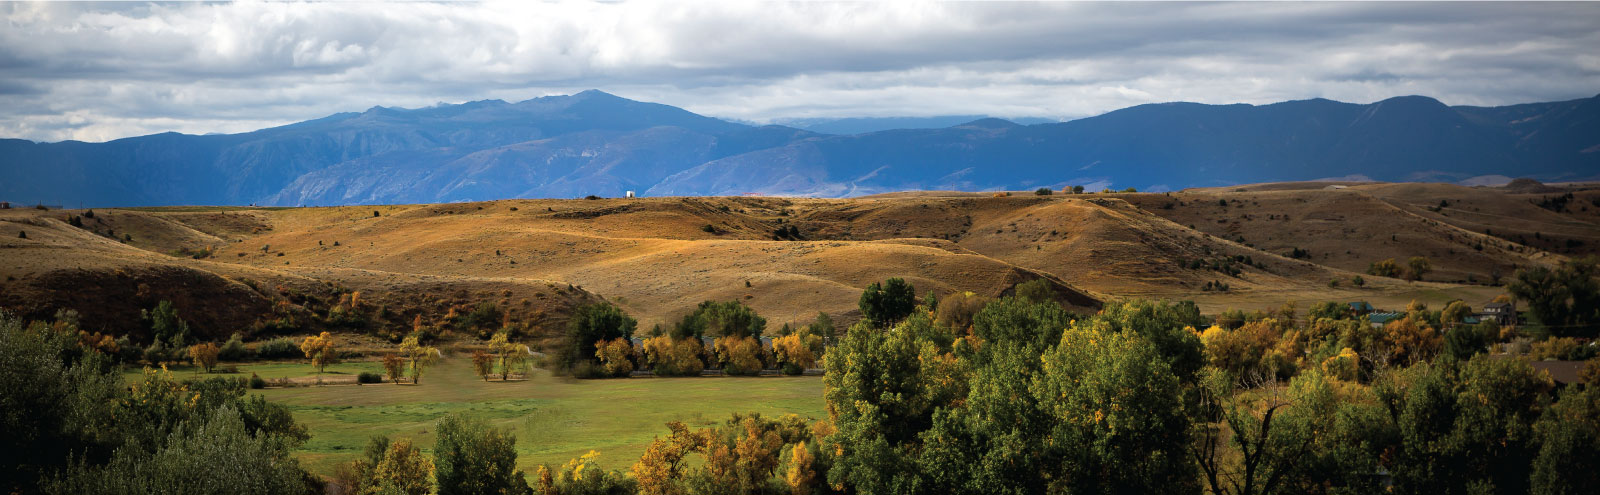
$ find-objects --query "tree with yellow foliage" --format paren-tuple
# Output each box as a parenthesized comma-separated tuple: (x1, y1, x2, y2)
(299, 331, 339, 374)
(595, 338, 635, 378)
(349, 437, 433, 495)
(1384, 315, 1442, 365)
(715, 335, 764, 376)
(771, 333, 819, 375)
(641, 336, 704, 376)
(783, 441, 818, 495)
(188, 342, 220, 373)
(398, 334, 437, 385)
(489, 330, 530, 380)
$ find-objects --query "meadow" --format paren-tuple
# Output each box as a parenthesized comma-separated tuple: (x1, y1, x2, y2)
(143, 358, 828, 476)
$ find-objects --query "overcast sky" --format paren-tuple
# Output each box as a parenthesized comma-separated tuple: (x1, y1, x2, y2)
(2, 1, 1598, 142)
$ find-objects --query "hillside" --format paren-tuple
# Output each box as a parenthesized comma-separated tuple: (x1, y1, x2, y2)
(2, 91, 1596, 207)
(9, 182, 1577, 337)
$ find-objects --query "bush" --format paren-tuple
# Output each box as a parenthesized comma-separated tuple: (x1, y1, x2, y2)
(1035, 187, 1054, 196)
(641, 336, 704, 377)
(255, 338, 301, 360)
(249, 373, 267, 389)
(357, 372, 384, 384)
(218, 333, 251, 361)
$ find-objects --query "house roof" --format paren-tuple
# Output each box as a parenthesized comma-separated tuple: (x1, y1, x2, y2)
(1348, 301, 1375, 312)
(1368, 312, 1403, 324)
(1530, 361, 1590, 385)
(1484, 302, 1514, 310)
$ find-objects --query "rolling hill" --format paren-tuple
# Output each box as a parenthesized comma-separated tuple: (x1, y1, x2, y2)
(8, 181, 1585, 339)
(1, 91, 1596, 207)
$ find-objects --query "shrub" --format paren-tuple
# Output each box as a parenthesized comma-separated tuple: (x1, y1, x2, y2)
(357, 372, 384, 384)
(255, 337, 301, 360)
(218, 333, 251, 361)
(248, 373, 266, 389)
(1034, 187, 1054, 196)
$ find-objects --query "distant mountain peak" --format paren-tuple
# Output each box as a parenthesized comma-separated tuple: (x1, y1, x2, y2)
(955, 117, 1022, 129)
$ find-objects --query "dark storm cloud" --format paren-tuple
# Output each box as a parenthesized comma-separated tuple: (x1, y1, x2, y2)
(1, 1, 1596, 142)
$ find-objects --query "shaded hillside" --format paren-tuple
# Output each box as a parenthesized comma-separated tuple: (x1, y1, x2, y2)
(2, 92, 1597, 207)
(0, 208, 602, 340)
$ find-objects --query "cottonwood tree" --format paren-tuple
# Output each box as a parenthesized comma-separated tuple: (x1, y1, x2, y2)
(398, 335, 437, 385)
(188, 342, 220, 373)
(489, 330, 530, 380)
(566, 302, 637, 369)
(299, 331, 339, 374)
(434, 414, 529, 495)
(381, 353, 405, 384)
(859, 278, 917, 328)
(471, 350, 494, 382)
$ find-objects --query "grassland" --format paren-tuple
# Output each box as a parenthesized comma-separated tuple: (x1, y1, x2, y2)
(180, 358, 829, 476)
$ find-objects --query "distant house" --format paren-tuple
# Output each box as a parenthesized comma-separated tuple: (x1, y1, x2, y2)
(1348, 301, 1377, 316)
(1479, 301, 1518, 326)
(625, 191, 636, 198)
(0, 201, 10, 209)
(1368, 312, 1404, 329)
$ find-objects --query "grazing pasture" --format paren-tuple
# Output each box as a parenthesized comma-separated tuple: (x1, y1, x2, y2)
(210, 358, 829, 475)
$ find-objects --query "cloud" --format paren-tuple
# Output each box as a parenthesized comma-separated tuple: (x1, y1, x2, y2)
(1, 0, 1597, 142)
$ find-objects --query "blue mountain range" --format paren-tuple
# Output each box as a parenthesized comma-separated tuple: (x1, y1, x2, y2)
(2, 89, 1595, 206)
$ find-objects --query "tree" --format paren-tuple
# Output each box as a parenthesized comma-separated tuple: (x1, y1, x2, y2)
(218, 332, 250, 361)
(933, 291, 990, 336)
(859, 278, 917, 328)
(381, 353, 405, 384)
(1531, 384, 1600, 495)
(1072, 185, 1085, 194)
(595, 338, 635, 378)
(772, 332, 820, 374)
(1440, 300, 1473, 327)
(806, 312, 836, 341)
(1508, 257, 1600, 338)
(456, 302, 503, 336)
(1380, 355, 1554, 495)
(640, 336, 704, 377)
(300, 331, 340, 374)
(714, 335, 764, 376)
(143, 300, 191, 348)
(1191, 367, 1389, 495)
(188, 342, 220, 373)
(471, 350, 494, 381)
(1406, 256, 1432, 281)
(489, 330, 530, 380)
(346, 436, 434, 495)
(398, 335, 437, 385)
(824, 315, 967, 494)
(566, 302, 637, 369)
(1013, 278, 1054, 305)
(1368, 258, 1401, 278)
(434, 414, 529, 495)
(1034, 187, 1053, 196)
(679, 300, 766, 339)
(918, 320, 1198, 494)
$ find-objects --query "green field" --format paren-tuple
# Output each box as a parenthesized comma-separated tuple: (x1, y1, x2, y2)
(197, 358, 828, 476)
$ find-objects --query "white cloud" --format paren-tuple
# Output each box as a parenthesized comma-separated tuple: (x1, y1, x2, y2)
(0, 0, 1596, 142)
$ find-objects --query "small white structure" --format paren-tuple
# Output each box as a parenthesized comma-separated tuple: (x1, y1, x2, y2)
(625, 191, 636, 198)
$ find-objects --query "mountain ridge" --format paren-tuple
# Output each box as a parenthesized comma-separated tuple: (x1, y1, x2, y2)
(2, 90, 1595, 207)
